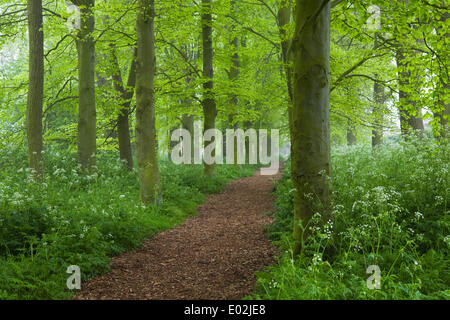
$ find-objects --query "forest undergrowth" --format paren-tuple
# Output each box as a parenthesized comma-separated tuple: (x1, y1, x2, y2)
(0, 146, 257, 299)
(251, 136, 449, 300)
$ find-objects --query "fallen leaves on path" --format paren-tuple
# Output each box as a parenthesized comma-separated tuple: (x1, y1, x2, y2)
(74, 169, 281, 300)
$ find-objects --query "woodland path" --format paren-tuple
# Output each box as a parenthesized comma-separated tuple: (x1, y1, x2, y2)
(74, 168, 281, 300)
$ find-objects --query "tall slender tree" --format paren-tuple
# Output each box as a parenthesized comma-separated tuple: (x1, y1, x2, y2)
(181, 73, 196, 165)
(74, 0, 97, 171)
(372, 33, 385, 147)
(26, 0, 44, 180)
(277, 0, 293, 104)
(277, 0, 294, 162)
(291, 0, 332, 255)
(372, 75, 385, 147)
(111, 47, 137, 171)
(136, 0, 161, 204)
(201, 0, 217, 176)
(227, 0, 240, 166)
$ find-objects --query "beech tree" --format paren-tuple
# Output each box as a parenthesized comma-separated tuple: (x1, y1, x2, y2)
(74, 0, 97, 171)
(227, 0, 240, 166)
(201, 0, 217, 176)
(136, 0, 161, 204)
(372, 33, 385, 148)
(111, 47, 136, 171)
(26, 0, 44, 180)
(372, 76, 385, 147)
(291, 0, 332, 254)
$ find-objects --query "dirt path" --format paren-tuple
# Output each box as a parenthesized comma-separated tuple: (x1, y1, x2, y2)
(74, 168, 281, 300)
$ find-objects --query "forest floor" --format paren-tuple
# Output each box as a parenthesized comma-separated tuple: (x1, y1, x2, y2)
(74, 167, 281, 300)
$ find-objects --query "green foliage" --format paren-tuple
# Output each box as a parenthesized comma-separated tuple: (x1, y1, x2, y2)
(0, 0, 448, 301)
(251, 137, 449, 300)
(0, 146, 256, 299)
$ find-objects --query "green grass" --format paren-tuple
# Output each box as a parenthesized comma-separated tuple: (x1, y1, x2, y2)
(0, 146, 257, 299)
(251, 136, 449, 300)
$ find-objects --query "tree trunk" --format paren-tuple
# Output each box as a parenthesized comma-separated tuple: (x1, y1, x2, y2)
(111, 47, 136, 171)
(291, 0, 332, 255)
(76, 0, 97, 171)
(201, 0, 217, 176)
(434, 11, 449, 139)
(136, 0, 161, 204)
(372, 33, 384, 147)
(346, 120, 357, 146)
(26, 0, 44, 180)
(181, 114, 195, 164)
(278, 0, 293, 104)
(278, 0, 294, 163)
(180, 72, 196, 164)
(228, 25, 240, 166)
(168, 123, 180, 155)
(396, 46, 424, 135)
(372, 75, 385, 147)
(436, 80, 450, 139)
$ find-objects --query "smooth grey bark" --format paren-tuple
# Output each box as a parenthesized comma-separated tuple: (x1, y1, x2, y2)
(136, 0, 161, 204)
(26, 0, 44, 180)
(201, 0, 217, 176)
(291, 0, 332, 255)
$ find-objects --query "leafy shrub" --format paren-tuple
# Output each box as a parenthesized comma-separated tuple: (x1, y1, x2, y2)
(252, 136, 449, 300)
(0, 206, 53, 256)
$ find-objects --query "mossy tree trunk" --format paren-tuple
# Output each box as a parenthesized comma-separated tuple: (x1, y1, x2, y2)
(291, 0, 332, 255)
(136, 0, 161, 205)
(75, 0, 97, 172)
(201, 0, 217, 176)
(26, 0, 44, 181)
